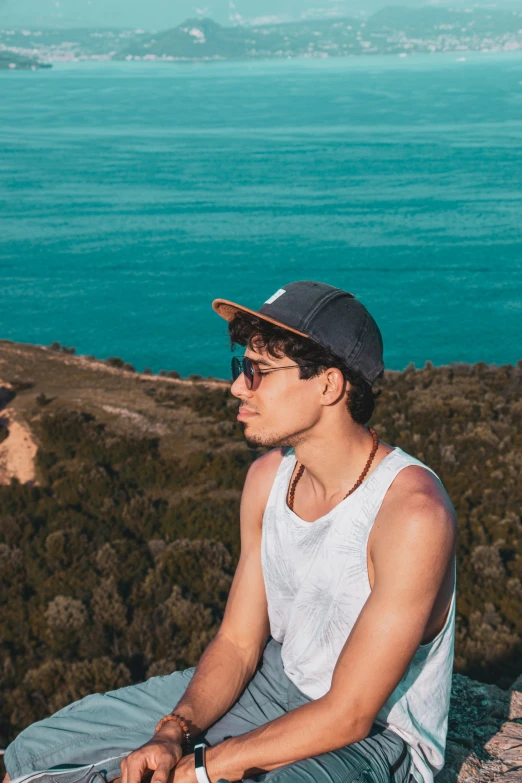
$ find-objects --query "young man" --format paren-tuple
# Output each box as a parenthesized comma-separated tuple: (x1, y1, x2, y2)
(4, 281, 456, 783)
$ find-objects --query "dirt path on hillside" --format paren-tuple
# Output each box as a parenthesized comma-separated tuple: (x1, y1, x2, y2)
(0, 379, 38, 485)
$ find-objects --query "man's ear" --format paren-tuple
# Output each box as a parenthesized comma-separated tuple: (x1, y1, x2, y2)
(320, 368, 346, 406)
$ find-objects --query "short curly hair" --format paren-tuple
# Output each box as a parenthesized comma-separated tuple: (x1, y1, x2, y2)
(228, 312, 380, 425)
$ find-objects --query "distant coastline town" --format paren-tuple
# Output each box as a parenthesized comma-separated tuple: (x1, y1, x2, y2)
(1, 6, 522, 69)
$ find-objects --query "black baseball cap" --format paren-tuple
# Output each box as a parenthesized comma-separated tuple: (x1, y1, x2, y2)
(212, 281, 384, 386)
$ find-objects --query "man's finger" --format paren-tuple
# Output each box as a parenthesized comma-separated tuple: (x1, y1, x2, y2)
(127, 755, 150, 783)
(151, 761, 173, 783)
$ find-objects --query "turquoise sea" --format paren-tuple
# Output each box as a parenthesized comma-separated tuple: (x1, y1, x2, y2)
(1, 54, 521, 378)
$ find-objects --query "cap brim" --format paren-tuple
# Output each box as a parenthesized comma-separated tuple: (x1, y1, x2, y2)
(212, 299, 309, 339)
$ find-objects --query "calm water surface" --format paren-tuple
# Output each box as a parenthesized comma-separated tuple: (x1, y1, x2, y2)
(1, 54, 521, 376)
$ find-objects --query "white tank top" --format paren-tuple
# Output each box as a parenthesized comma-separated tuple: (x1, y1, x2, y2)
(261, 446, 455, 783)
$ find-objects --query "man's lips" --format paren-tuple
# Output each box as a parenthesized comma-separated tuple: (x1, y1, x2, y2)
(237, 406, 258, 420)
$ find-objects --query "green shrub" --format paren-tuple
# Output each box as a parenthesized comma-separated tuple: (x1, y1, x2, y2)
(106, 357, 125, 369)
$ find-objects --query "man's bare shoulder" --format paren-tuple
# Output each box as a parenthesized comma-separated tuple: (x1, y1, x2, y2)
(244, 448, 286, 494)
(388, 463, 456, 521)
(372, 463, 457, 561)
(240, 448, 286, 526)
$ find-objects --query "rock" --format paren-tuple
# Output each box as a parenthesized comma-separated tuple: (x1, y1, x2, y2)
(508, 676, 522, 721)
(438, 673, 522, 782)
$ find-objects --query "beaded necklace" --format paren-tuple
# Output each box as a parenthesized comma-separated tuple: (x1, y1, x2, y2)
(287, 427, 379, 512)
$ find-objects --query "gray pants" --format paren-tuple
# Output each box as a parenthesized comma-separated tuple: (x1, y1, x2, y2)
(5, 639, 411, 783)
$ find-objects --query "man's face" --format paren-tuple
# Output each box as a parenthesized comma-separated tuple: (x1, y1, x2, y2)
(230, 343, 324, 448)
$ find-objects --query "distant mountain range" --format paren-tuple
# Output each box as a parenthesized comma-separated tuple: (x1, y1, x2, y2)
(1, 6, 521, 64)
(115, 8, 522, 60)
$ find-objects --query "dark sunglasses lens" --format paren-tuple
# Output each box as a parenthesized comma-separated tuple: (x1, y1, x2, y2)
(243, 357, 253, 388)
(231, 357, 241, 381)
(231, 357, 253, 388)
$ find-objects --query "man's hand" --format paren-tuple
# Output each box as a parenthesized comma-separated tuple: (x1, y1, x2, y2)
(171, 754, 198, 783)
(120, 724, 184, 783)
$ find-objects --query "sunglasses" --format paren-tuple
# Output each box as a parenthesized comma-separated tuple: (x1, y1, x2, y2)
(231, 356, 314, 390)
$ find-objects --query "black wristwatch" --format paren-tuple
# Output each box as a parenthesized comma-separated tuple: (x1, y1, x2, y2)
(194, 743, 211, 783)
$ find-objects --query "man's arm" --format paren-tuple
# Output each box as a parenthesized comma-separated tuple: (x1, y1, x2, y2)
(173, 470, 456, 783)
(121, 449, 284, 783)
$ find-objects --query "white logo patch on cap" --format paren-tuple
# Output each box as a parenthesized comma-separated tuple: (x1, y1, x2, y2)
(264, 288, 286, 305)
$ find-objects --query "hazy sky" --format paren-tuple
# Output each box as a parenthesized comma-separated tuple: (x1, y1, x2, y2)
(0, 0, 517, 29)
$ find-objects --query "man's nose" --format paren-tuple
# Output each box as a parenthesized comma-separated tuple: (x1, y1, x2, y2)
(231, 373, 253, 399)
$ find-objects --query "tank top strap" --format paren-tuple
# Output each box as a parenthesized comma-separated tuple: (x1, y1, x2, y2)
(356, 446, 441, 524)
(264, 447, 296, 516)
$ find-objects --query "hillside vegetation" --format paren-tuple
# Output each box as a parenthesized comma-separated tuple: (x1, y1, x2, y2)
(0, 340, 521, 751)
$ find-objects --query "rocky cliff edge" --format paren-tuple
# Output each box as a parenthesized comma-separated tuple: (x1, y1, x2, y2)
(442, 674, 522, 782)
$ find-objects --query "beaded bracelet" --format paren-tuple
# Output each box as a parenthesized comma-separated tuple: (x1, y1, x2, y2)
(155, 713, 191, 747)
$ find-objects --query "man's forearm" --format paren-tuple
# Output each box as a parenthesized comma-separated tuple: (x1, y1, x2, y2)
(201, 696, 368, 782)
(171, 630, 264, 737)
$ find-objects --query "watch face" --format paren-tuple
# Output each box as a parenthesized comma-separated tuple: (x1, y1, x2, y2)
(194, 744, 206, 768)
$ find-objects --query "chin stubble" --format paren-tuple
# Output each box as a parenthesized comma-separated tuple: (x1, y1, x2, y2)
(239, 421, 306, 449)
